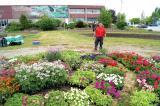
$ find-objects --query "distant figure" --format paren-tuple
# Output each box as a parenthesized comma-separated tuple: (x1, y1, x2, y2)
(94, 23, 106, 51)
(92, 22, 96, 32)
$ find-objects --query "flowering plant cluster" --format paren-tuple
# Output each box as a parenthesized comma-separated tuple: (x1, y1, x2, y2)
(0, 77, 20, 103)
(109, 52, 155, 73)
(64, 88, 90, 106)
(137, 70, 160, 91)
(15, 61, 67, 93)
(61, 51, 82, 70)
(80, 61, 104, 73)
(97, 73, 124, 89)
(81, 54, 99, 60)
(68, 70, 96, 87)
(0, 69, 16, 77)
(152, 55, 160, 63)
(95, 80, 121, 98)
(98, 58, 117, 67)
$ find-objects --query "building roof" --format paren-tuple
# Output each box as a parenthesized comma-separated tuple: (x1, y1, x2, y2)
(0, 6, 13, 19)
(68, 5, 104, 9)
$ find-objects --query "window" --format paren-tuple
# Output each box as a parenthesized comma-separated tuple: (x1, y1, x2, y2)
(87, 9, 100, 14)
(70, 9, 85, 14)
(75, 18, 85, 21)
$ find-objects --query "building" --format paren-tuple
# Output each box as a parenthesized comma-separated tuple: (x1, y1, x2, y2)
(68, 5, 103, 22)
(0, 5, 104, 28)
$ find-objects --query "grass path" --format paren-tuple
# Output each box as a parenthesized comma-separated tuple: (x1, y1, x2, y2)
(0, 30, 160, 57)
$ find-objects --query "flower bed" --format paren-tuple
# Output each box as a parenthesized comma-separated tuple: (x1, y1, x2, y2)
(0, 50, 159, 106)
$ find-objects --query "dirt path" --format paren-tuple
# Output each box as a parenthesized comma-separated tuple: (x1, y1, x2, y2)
(0, 45, 160, 58)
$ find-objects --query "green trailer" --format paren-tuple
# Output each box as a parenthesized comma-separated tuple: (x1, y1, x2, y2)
(5, 35, 24, 45)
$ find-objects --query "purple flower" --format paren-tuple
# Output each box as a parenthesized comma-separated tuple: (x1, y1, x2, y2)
(95, 81, 100, 89)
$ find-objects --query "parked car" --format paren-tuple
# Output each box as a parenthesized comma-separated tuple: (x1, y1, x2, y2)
(137, 24, 148, 28)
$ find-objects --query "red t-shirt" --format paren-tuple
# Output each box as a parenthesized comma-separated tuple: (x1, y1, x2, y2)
(95, 26, 106, 37)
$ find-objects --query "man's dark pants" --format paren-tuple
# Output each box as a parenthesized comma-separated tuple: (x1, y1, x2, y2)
(95, 37, 103, 50)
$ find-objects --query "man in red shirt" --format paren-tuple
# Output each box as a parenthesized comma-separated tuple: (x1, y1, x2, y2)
(94, 23, 106, 51)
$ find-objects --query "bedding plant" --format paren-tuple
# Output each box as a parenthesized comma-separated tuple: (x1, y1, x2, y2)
(0, 50, 159, 106)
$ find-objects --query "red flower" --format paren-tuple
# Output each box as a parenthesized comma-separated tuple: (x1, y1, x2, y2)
(135, 67, 140, 72)
(136, 60, 143, 65)
(154, 80, 159, 89)
(143, 60, 150, 66)
(151, 74, 157, 79)
(158, 77, 160, 81)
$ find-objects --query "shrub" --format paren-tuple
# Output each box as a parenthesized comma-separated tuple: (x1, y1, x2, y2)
(67, 22, 75, 29)
(46, 49, 61, 62)
(5, 22, 22, 32)
(130, 90, 159, 106)
(60, 51, 82, 70)
(116, 21, 127, 30)
(4, 93, 44, 106)
(0, 77, 20, 104)
(68, 70, 96, 87)
(15, 61, 67, 93)
(19, 15, 31, 30)
(80, 61, 104, 73)
(85, 86, 113, 106)
(75, 21, 86, 28)
(36, 16, 57, 31)
(64, 88, 90, 106)
(45, 90, 68, 106)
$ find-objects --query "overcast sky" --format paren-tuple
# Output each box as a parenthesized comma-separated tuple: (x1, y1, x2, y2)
(1, 0, 160, 19)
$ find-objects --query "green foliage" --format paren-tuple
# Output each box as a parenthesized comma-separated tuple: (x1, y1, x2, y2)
(4, 93, 44, 106)
(36, 16, 58, 31)
(76, 21, 87, 28)
(6, 22, 22, 32)
(16, 52, 46, 63)
(116, 13, 127, 30)
(68, 70, 96, 87)
(0, 32, 7, 37)
(98, 8, 112, 28)
(67, 22, 76, 29)
(64, 88, 90, 106)
(46, 50, 61, 62)
(130, 90, 159, 106)
(102, 66, 125, 76)
(19, 15, 31, 30)
(85, 86, 113, 106)
(27, 95, 44, 106)
(46, 90, 68, 106)
(130, 18, 141, 24)
(4, 93, 25, 106)
(99, 48, 108, 55)
(60, 51, 82, 70)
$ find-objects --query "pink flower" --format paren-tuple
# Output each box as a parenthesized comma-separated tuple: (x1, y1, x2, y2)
(151, 74, 157, 79)
(143, 60, 150, 66)
(95, 81, 100, 89)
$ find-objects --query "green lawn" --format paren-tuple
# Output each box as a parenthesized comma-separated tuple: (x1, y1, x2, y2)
(0, 30, 160, 50)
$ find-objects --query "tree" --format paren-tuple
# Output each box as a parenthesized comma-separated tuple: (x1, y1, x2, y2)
(19, 15, 30, 30)
(36, 16, 55, 31)
(116, 13, 127, 30)
(109, 9, 117, 23)
(98, 8, 112, 28)
(130, 18, 140, 24)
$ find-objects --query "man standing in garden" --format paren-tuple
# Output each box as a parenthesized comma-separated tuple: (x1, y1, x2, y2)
(94, 23, 106, 51)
